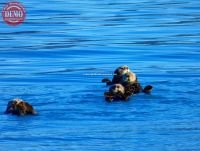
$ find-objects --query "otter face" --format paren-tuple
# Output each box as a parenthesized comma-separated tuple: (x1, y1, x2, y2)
(115, 65, 130, 76)
(122, 72, 137, 84)
(109, 84, 125, 94)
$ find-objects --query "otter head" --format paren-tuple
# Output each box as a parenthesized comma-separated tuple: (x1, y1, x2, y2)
(114, 65, 130, 76)
(5, 98, 23, 114)
(109, 84, 125, 94)
(122, 72, 137, 84)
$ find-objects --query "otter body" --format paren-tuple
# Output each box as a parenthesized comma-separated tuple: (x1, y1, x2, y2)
(121, 72, 143, 94)
(5, 98, 37, 116)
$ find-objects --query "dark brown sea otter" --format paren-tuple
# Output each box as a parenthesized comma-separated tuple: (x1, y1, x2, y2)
(122, 72, 153, 94)
(5, 98, 37, 116)
(102, 65, 130, 85)
(104, 84, 129, 101)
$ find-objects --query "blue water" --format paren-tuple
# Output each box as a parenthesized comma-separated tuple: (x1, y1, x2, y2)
(0, 0, 200, 150)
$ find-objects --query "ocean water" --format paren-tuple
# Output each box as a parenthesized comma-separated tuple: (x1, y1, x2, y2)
(0, 0, 200, 150)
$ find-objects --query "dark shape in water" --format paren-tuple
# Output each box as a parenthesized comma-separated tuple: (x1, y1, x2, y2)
(5, 98, 37, 116)
(142, 85, 153, 94)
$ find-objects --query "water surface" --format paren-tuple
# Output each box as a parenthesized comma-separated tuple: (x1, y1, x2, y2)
(0, 0, 200, 150)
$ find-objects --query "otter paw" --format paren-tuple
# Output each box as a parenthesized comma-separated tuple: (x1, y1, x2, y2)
(143, 85, 153, 94)
(102, 78, 112, 85)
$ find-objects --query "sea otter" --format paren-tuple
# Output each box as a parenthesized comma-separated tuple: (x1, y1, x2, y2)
(102, 65, 130, 85)
(5, 98, 37, 116)
(121, 72, 137, 84)
(104, 84, 130, 101)
(122, 72, 153, 94)
(109, 83, 125, 94)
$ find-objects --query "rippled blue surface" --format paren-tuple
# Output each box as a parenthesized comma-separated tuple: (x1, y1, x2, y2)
(0, 0, 200, 150)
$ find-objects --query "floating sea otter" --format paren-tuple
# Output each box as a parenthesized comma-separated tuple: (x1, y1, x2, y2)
(104, 84, 130, 101)
(102, 65, 153, 101)
(5, 98, 37, 116)
(102, 65, 130, 85)
(122, 71, 152, 94)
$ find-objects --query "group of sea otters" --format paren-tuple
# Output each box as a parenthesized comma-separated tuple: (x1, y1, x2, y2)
(102, 65, 153, 101)
(5, 65, 153, 116)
